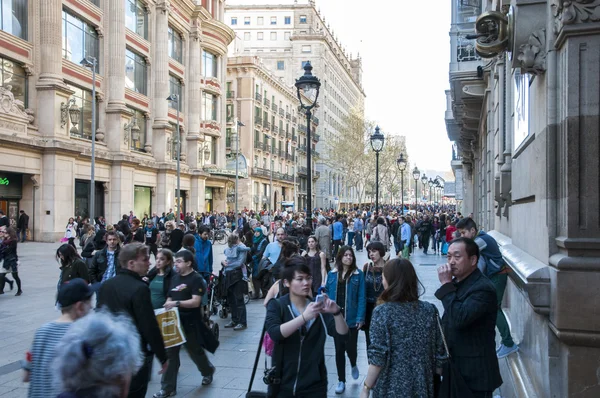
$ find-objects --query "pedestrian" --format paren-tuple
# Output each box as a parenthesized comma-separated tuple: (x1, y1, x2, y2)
(221, 233, 250, 330)
(0, 210, 9, 228)
(325, 245, 367, 394)
(24, 279, 94, 398)
(354, 215, 364, 251)
(97, 242, 168, 398)
(79, 225, 96, 269)
(144, 219, 159, 260)
(64, 218, 77, 249)
(17, 210, 28, 243)
(456, 217, 519, 358)
(250, 227, 269, 299)
(168, 221, 185, 253)
(89, 231, 121, 283)
(128, 218, 144, 244)
(160, 220, 174, 248)
(398, 217, 412, 258)
(347, 217, 355, 247)
(419, 215, 434, 255)
(332, 215, 344, 258)
(146, 249, 174, 310)
(153, 249, 216, 398)
(371, 217, 390, 251)
(0, 227, 22, 295)
(360, 258, 444, 398)
(193, 225, 213, 278)
(301, 235, 328, 296)
(362, 241, 386, 348)
(264, 256, 349, 397)
(435, 237, 502, 397)
(314, 218, 332, 262)
(56, 244, 90, 290)
(53, 311, 143, 398)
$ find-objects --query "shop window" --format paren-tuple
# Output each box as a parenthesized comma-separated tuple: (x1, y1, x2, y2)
(125, 49, 147, 95)
(0, 57, 27, 107)
(62, 9, 99, 72)
(125, 0, 147, 39)
(0, 0, 27, 39)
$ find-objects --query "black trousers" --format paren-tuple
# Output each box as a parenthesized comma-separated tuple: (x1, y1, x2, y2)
(333, 239, 343, 258)
(363, 302, 376, 349)
(227, 273, 247, 325)
(128, 352, 153, 398)
(146, 243, 158, 259)
(334, 327, 359, 383)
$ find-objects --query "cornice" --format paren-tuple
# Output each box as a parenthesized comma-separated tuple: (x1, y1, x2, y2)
(226, 60, 298, 102)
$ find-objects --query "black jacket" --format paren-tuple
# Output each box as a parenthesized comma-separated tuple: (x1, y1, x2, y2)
(60, 259, 90, 285)
(17, 213, 29, 229)
(117, 219, 130, 236)
(97, 268, 167, 364)
(146, 265, 174, 300)
(80, 235, 96, 258)
(265, 294, 348, 395)
(169, 229, 184, 252)
(94, 229, 106, 251)
(90, 247, 120, 283)
(435, 269, 502, 392)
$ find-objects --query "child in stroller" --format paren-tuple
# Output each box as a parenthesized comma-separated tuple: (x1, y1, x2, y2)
(207, 264, 253, 321)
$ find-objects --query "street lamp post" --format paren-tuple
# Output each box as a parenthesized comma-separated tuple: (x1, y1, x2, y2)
(420, 174, 428, 206)
(397, 152, 407, 214)
(412, 166, 420, 211)
(428, 178, 434, 204)
(235, 120, 244, 231)
(167, 94, 181, 219)
(80, 57, 97, 222)
(370, 126, 385, 215)
(295, 61, 321, 230)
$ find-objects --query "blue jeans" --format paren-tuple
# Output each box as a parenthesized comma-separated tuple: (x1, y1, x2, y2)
(354, 232, 363, 251)
(17, 229, 26, 242)
(347, 231, 355, 246)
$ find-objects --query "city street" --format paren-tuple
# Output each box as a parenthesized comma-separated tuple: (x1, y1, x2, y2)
(0, 241, 452, 397)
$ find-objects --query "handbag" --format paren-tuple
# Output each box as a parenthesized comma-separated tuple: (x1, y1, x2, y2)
(441, 242, 449, 255)
(437, 315, 475, 398)
(256, 257, 272, 280)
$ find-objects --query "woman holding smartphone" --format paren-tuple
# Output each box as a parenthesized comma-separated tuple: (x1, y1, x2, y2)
(325, 245, 367, 394)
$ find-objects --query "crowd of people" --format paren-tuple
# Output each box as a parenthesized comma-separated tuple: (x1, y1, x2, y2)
(13, 203, 519, 397)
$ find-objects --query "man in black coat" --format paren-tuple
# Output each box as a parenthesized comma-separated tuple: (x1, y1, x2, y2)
(435, 237, 502, 397)
(97, 242, 168, 398)
(17, 210, 29, 242)
(118, 214, 131, 236)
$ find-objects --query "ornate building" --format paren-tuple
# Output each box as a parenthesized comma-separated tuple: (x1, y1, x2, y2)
(225, 0, 366, 210)
(0, 0, 234, 241)
(446, 0, 600, 396)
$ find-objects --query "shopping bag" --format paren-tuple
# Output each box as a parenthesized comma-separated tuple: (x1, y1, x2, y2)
(154, 307, 186, 348)
(441, 242, 449, 255)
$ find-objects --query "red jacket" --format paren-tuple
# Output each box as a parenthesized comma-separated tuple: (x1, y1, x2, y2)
(446, 225, 457, 242)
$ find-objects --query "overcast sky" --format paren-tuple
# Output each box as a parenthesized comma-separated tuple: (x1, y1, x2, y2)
(227, 0, 453, 172)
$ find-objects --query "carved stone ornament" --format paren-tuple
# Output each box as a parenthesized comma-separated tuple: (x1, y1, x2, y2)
(123, 122, 130, 145)
(166, 137, 172, 158)
(102, 182, 109, 193)
(0, 86, 30, 119)
(552, 0, 600, 32)
(157, 0, 170, 14)
(517, 29, 547, 75)
(150, 186, 156, 197)
(474, 11, 511, 58)
(30, 174, 40, 188)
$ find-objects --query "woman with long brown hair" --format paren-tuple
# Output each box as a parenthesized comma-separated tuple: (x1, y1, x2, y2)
(360, 258, 444, 398)
(301, 235, 327, 296)
(324, 245, 366, 394)
(0, 227, 22, 295)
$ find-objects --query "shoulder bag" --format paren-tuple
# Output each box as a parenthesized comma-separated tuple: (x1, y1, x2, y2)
(437, 315, 475, 398)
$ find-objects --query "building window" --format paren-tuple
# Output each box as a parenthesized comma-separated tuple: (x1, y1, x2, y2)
(277, 61, 284, 70)
(270, 32, 277, 41)
(169, 74, 182, 111)
(299, 15, 307, 23)
(513, 69, 531, 150)
(168, 26, 183, 63)
(284, 31, 291, 40)
(0, 57, 27, 107)
(170, 123, 180, 161)
(62, 10, 99, 72)
(257, 16, 264, 25)
(125, 0, 147, 39)
(202, 50, 218, 78)
(125, 49, 147, 95)
(231, 17, 237, 25)
(244, 16, 250, 25)
(301, 45, 311, 53)
(244, 32, 250, 40)
(67, 84, 98, 140)
(257, 32, 264, 40)
(202, 91, 217, 121)
(456, 0, 481, 24)
(0, 0, 27, 39)
(284, 16, 291, 25)
(211, 136, 217, 164)
(270, 16, 277, 25)
(127, 107, 146, 151)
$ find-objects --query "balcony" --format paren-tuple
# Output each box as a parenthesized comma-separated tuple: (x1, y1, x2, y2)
(313, 116, 319, 125)
(227, 91, 235, 99)
(313, 150, 320, 158)
(298, 166, 307, 176)
(272, 104, 277, 112)
(299, 124, 307, 133)
(273, 125, 279, 134)
(286, 112, 291, 120)
(292, 116, 297, 124)
(292, 135, 298, 142)
(285, 132, 291, 140)
(252, 167, 271, 179)
(313, 171, 321, 180)
(312, 133, 320, 142)
(263, 121, 271, 130)
(298, 145, 307, 153)
(456, 36, 481, 63)
(264, 98, 270, 108)
(265, 144, 272, 153)
(254, 141, 264, 151)
(255, 117, 263, 126)
(279, 108, 285, 117)
(255, 92, 262, 102)
(286, 153, 292, 161)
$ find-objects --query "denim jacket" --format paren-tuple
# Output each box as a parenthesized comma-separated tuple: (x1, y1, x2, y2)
(324, 268, 366, 326)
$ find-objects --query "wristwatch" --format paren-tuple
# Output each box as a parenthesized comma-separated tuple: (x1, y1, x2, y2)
(333, 307, 342, 317)
(175, 301, 180, 307)
(363, 382, 372, 391)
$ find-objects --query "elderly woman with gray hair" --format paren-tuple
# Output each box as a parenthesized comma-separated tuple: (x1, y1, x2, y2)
(53, 311, 143, 398)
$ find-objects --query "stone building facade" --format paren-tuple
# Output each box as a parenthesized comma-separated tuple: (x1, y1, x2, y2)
(225, 55, 318, 212)
(225, 0, 366, 210)
(446, 0, 600, 396)
(0, 0, 234, 241)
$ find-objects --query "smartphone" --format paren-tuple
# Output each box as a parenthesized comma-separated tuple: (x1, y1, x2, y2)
(315, 294, 325, 304)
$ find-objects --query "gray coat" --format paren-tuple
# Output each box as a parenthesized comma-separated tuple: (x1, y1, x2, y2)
(314, 224, 332, 260)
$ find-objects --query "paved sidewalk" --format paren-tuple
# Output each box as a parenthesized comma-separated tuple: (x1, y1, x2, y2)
(0, 241, 448, 397)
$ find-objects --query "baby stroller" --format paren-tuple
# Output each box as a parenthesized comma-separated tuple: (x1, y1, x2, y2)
(203, 274, 220, 340)
(211, 266, 253, 320)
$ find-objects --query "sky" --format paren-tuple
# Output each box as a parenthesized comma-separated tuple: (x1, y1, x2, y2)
(227, 0, 453, 172)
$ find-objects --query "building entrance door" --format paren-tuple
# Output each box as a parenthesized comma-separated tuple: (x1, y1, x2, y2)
(0, 200, 19, 227)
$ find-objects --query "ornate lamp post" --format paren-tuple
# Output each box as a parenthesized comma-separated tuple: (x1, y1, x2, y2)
(295, 61, 321, 229)
(167, 94, 181, 219)
(412, 166, 420, 210)
(420, 174, 428, 205)
(428, 178, 434, 204)
(234, 120, 244, 230)
(80, 56, 97, 221)
(370, 126, 385, 215)
(397, 152, 407, 214)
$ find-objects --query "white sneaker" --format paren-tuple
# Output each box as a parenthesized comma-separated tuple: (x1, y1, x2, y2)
(335, 381, 345, 394)
(497, 344, 519, 359)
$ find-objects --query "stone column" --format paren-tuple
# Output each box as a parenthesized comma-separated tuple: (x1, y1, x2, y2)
(105, 0, 129, 151)
(187, 24, 202, 168)
(152, 1, 171, 163)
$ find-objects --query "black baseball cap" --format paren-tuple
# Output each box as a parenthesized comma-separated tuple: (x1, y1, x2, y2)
(57, 278, 94, 307)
